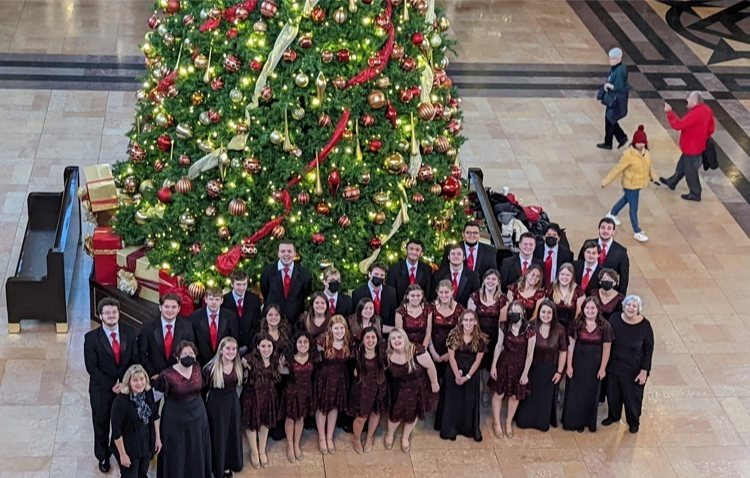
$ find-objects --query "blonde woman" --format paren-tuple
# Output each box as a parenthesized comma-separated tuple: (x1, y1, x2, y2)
(506, 264, 546, 321)
(385, 328, 440, 452)
(111, 365, 161, 478)
(204, 337, 244, 478)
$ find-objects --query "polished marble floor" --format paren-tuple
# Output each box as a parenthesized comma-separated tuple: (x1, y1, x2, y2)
(2, 0, 750, 477)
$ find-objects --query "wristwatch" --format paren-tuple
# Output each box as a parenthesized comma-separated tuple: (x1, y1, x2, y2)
(465, 373, 472, 379)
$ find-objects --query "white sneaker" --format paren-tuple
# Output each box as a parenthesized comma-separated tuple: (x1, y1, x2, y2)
(605, 213, 621, 226)
(633, 232, 649, 242)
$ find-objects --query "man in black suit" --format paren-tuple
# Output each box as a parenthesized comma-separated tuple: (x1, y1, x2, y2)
(387, 238, 433, 304)
(577, 217, 630, 294)
(260, 240, 312, 325)
(84, 298, 139, 473)
(433, 245, 480, 307)
(534, 223, 574, 285)
(352, 262, 398, 333)
(574, 240, 603, 295)
(321, 267, 353, 317)
(441, 221, 497, 280)
(139, 293, 195, 380)
(222, 270, 262, 350)
(500, 232, 544, 293)
(189, 287, 239, 365)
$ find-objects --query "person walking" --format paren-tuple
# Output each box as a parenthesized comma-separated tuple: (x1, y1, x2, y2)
(597, 48, 629, 150)
(660, 91, 715, 202)
(601, 125, 660, 243)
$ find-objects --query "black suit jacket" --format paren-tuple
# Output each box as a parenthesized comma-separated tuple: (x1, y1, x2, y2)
(84, 324, 139, 392)
(499, 255, 545, 293)
(351, 284, 398, 327)
(432, 267, 480, 307)
(222, 291, 262, 349)
(325, 292, 353, 318)
(533, 245, 574, 282)
(386, 260, 433, 304)
(573, 260, 602, 295)
(260, 263, 312, 324)
(577, 240, 629, 294)
(441, 241, 498, 280)
(138, 317, 195, 378)
(189, 308, 239, 365)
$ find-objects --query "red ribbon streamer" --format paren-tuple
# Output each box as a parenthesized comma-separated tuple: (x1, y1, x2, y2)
(345, 1, 395, 88)
(202, 0, 257, 31)
(304, 109, 351, 171)
(215, 216, 285, 276)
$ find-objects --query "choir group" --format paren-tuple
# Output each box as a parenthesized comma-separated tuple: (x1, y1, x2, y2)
(84, 220, 655, 478)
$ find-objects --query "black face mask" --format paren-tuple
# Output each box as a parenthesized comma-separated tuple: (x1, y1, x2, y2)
(545, 236, 558, 248)
(600, 280, 614, 291)
(508, 312, 522, 323)
(327, 281, 340, 293)
(370, 277, 384, 287)
(180, 356, 196, 367)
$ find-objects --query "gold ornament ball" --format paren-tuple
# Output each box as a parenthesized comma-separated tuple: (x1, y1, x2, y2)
(374, 76, 391, 89)
(123, 176, 139, 194)
(217, 226, 231, 240)
(269, 130, 283, 144)
(253, 20, 267, 32)
(134, 210, 150, 225)
(292, 107, 305, 120)
(188, 282, 205, 301)
(194, 54, 208, 69)
(433, 218, 448, 231)
(333, 77, 346, 89)
(144, 238, 156, 250)
(418, 102, 436, 121)
(218, 153, 231, 168)
(439, 56, 450, 69)
(199, 111, 211, 125)
(321, 50, 334, 63)
(373, 211, 387, 224)
(236, 122, 249, 134)
(373, 190, 388, 205)
(391, 44, 405, 60)
(368, 90, 386, 109)
(403, 176, 417, 189)
(272, 225, 286, 239)
(139, 179, 156, 195)
(155, 113, 170, 127)
(333, 7, 347, 23)
(315, 201, 331, 215)
(430, 33, 442, 48)
(229, 89, 243, 102)
(342, 129, 353, 141)
(295, 72, 310, 88)
(228, 198, 247, 216)
(175, 177, 193, 194)
(191, 92, 204, 105)
(434, 136, 451, 153)
(179, 213, 196, 231)
(438, 17, 450, 32)
(446, 147, 458, 159)
(205, 205, 218, 217)
(175, 123, 193, 139)
(429, 183, 443, 195)
(384, 153, 405, 173)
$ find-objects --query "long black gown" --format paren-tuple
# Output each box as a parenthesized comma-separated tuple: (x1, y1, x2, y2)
(516, 324, 568, 431)
(435, 339, 487, 441)
(155, 366, 211, 478)
(204, 366, 243, 477)
(561, 321, 614, 432)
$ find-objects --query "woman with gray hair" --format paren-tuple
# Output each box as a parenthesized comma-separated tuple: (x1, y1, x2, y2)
(597, 48, 629, 150)
(602, 295, 654, 433)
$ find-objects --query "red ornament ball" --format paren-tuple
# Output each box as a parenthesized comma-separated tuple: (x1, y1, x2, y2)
(236, 122, 249, 134)
(166, 0, 181, 14)
(260, 0, 279, 18)
(318, 114, 332, 127)
(338, 215, 351, 228)
(157, 187, 172, 204)
(441, 177, 461, 200)
(368, 56, 382, 68)
(240, 240, 258, 258)
(224, 54, 241, 72)
(342, 185, 361, 202)
(217, 226, 231, 240)
(178, 154, 191, 167)
(297, 191, 310, 205)
(315, 202, 331, 215)
(412, 192, 424, 204)
(259, 86, 273, 101)
(208, 109, 221, 123)
(369, 237, 382, 250)
(451, 166, 462, 179)
(411, 32, 425, 45)
(249, 60, 263, 71)
(311, 7, 326, 21)
(374, 13, 389, 27)
(190, 242, 202, 256)
(337, 49, 350, 63)
(360, 114, 375, 127)
(130, 144, 146, 162)
(228, 198, 247, 216)
(298, 35, 313, 49)
(282, 49, 297, 62)
(321, 50, 334, 63)
(211, 77, 224, 91)
(368, 139, 383, 152)
(399, 89, 413, 103)
(156, 134, 172, 152)
(235, 6, 249, 21)
(242, 157, 261, 174)
(418, 165, 434, 182)
(206, 179, 223, 198)
(148, 15, 160, 29)
(182, 13, 195, 26)
(175, 177, 192, 194)
(401, 57, 417, 72)
(312, 233, 325, 245)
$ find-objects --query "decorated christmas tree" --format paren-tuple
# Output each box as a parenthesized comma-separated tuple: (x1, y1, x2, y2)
(111, 0, 467, 300)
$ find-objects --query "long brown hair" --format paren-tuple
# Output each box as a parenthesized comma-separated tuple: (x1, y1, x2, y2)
(446, 309, 488, 353)
(480, 269, 503, 303)
(246, 332, 280, 386)
(302, 292, 331, 333)
(260, 303, 291, 343)
(533, 299, 561, 345)
(571, 296, 606, 334)
(350, 297, 382, 339)
(400, 284, 426, 307)
(322, 315, 351, 359)
(354, 326, 386, 384)
(516, 263, 544, 293)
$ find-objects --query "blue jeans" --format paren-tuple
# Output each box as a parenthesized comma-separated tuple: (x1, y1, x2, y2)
(611, 188, 641, 233)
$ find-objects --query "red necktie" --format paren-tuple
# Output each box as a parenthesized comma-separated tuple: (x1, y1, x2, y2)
(599, 243, 608, 266)
(164, 324, 174, 360)
(545, 250, 554, 284)
(467, 247, 475, 271)
(409, 266, 416, 285)
(283, 267, 291, 298)
(236, 297, 243, 317)
(522, 260, 529, 274)
(209, 314, 218, 351)
(110, 332, 121, 365)
(373, 289, 381, 315)
(582, 267, 592, 290)
(329, 298, 336, 315)
(452, 272, 459, 298)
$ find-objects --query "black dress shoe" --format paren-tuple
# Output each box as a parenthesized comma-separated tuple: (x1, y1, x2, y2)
(659, 177, 675, 190)
(629, 424, 640, 434)
(223, 471, 234, 478)
(681, 194, 701, 202)
(601, 418, 617, 426)
(596, 143, 613, 150)
(617, 137, 628, 148)
(98, 459, 110, 473)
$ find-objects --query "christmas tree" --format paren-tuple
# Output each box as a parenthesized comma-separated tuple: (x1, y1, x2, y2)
(112, 0, 467, 299)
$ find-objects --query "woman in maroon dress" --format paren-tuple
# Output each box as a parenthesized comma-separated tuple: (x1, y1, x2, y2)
(348, 298, 383, 342)
(429, 280, 464, 381)
(467, 269, 507, 405)
(297, 292, 331, 341)
(589, 268, 625, 321)
(241, 332, 281, 468)
(260, 304, 292, 354)
(489, 301, 536, 438)
(385, 328, 440, 453)
(348, 326, 389, 454)
(314, 315, 352, 455)
(541, 263, 585, 330)
(395, 284, 433, 348)
(507, 264, 546, 320)
(281, 331, 318, 463)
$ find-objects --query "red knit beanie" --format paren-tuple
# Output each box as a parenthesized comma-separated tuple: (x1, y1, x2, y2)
(632, 125, 648, 147)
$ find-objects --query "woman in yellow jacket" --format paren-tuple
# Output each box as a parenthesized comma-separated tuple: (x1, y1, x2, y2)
(601, 125, 660, 243)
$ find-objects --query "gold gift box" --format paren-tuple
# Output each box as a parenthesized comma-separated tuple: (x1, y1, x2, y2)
(116, 246, 160, 304)
(83, 164, 118, 212)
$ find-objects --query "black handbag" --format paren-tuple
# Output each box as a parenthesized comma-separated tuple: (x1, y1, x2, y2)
(597, 87, 616, 108)
(702, 138, 718, 171)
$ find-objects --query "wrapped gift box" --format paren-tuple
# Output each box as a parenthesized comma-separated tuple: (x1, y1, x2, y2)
(83, 164, 118, 212)
(159, 270, 195, 317)
(116, 246, 160, 303)
(92, 227, 121, 286)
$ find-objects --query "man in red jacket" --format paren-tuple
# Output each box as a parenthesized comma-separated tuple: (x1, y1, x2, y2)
(659, 91, 715, 202)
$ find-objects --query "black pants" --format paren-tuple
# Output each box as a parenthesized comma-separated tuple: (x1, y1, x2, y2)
(89, 387, 116, 460)
(604, 118, 627, 147)
(665, 154, 702, 198)
(605, 372, 645, 427)
(118, 456, 151, 478)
